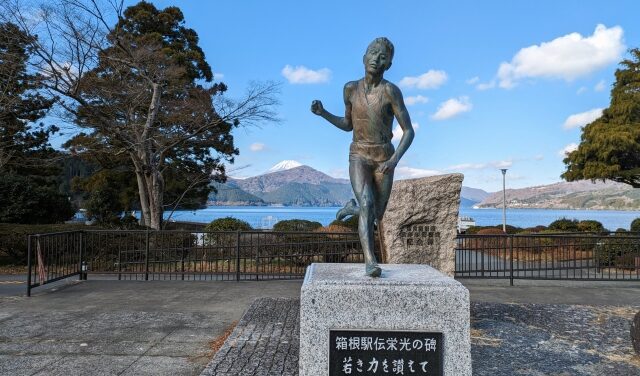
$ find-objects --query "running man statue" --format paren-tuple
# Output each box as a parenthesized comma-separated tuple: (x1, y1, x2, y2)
(311, 37, 414, 277)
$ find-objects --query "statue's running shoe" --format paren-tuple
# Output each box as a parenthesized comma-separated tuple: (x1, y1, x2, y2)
(336, 198, 358, 221)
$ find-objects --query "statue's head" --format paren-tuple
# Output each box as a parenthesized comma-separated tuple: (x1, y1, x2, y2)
(363, 37, 394, 74)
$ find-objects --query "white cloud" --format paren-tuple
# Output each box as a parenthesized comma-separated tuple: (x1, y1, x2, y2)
(476, 81, 496, 90)
(576, 86, 588, 94)
(392, 122, 420, 142)
(328, 168, 349, 179)
(559, 143, 579, 157)
(594, 79, 607, 92)
(496, 24, 625, 89)
(404, 95, 429, 106)
(399, 70, 448, 89)
(534, 154, 544, 161)
(281, 65, 331, 84)
(214, 72, 224, 80)
(466, 76, 480, 84)
(431, 96, 472, 120)
(447, 160, 513, 170)
(249, 142, 266, 152)
(395, 166, 441, 180)
(563, 108, 603, 129)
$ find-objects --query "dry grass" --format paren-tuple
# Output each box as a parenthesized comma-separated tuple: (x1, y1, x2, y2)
(470, 328, 502, 347)
(0, 265, 27, 274)
(187, 321, 238, 365)
(209, 321, 238, 354)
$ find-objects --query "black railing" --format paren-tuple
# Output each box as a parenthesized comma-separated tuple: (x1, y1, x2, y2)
(27, 232, 84, 295)
(455, 233, 640, 285)
(27, 229, 371, 295)
(27, 230, 640, 295)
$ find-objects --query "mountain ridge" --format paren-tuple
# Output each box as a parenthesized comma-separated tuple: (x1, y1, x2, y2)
(210, 161, 489, 207)
(477, 180, 640, 210)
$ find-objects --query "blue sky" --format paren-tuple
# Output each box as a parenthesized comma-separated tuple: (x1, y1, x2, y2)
(62, 0, 640, 192)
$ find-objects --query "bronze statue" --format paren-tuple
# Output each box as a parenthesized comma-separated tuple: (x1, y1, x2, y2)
(311, 37, 414, 277)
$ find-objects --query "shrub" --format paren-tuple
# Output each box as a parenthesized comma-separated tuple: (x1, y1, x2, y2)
(476, 228, 506, 235)
(466, 225, 521, 235)
(548, 218, 579, 232)
(0, 174, 75, 224)
(519, 225, 547, 234)
(577, 220, 606, 233)
(595, 237, 640, 269)
(273, 219, 322, 232)
(631, 218, 640, 232)
(329, 214, 359, 232)
(85, 186, 124, 224)
(0, 223, 96, 264)
(205, 217, 252, 231)
(315, 224, 354, 233)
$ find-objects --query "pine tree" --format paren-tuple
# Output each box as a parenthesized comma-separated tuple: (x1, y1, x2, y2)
(563, 48, 640, 187)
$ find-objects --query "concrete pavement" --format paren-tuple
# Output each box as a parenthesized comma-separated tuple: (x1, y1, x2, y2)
(0, 277, 638, 375)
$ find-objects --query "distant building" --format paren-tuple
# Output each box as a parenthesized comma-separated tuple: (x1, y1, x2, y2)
(457, 216, 476, 233)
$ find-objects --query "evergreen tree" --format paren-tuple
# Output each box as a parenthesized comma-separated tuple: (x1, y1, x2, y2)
(0, 22, 58, 177)
(0, 22, 74, 223)
(563, 48, 640, 187)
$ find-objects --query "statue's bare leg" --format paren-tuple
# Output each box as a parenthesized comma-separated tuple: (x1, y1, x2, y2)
(349, 157, 381, 277)
(373, 168, 394, 263)
(373, 168, 394, 222)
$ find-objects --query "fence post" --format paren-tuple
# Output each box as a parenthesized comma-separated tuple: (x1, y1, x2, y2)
(181, 247, 185, 281)
(145, 229, 150, 281)
(27, 235, 32, 297)
(117, 250, 122, 281)
(509, 235, 514, 286)
(78, 231, 84, 281)
(236, 231, 241, 282)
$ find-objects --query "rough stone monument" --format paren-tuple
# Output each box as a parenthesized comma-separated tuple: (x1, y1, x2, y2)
(299, 263, 471, 375)
(380, 173, 463, 276)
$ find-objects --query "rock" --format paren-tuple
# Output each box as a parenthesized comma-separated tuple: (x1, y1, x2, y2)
(632, 310, 640, 355)
(380, 173, 463, 276)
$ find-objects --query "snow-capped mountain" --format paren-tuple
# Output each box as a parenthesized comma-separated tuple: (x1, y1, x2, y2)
(266, 160, 303, 174)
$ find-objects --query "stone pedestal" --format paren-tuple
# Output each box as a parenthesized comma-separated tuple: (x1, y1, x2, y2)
(380, 173, 463, 276)
(299, 263, 471, 376)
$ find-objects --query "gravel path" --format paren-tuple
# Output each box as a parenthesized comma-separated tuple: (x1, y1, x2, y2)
(202, 298, 640, 376)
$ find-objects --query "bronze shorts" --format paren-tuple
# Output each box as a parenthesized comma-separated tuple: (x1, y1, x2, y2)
(349, 141, 394, 164)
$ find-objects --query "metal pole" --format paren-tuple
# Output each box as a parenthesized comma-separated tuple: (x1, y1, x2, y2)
(501, 169, 508, 233)
(509, 235, 514, 286)
(236, 231, 241, 282)
(78, 231, 84, 280)
(145, 230, 150, 281)
(27, 235, 32, 297)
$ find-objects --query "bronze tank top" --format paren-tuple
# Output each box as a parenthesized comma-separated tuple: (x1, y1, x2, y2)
(351, 80, 394, 144)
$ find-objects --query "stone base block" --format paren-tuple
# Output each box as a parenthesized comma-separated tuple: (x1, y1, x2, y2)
(299, 263, 471, 376)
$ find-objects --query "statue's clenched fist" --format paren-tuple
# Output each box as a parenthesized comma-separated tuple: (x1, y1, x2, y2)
(311, 100, 324, 115)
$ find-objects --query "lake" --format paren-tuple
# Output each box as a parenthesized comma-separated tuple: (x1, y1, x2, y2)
(163, 206, 640, 231)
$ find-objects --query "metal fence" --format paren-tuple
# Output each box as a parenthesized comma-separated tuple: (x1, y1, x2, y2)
(455, 233, 640, 285)
(27, 230, 640, 295)
(27, 230, 370, 295)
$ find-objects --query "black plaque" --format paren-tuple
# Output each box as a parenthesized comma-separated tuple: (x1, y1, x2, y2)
(329, 330, 443, 376)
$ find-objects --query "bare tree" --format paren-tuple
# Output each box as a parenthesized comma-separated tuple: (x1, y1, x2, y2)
(2, 0, 279, 229)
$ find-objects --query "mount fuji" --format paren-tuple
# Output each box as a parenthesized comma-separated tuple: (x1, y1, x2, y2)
(266, 160, 303, 173)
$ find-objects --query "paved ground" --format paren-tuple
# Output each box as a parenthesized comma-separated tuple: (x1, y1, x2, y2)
(0, 280, 301, 376)
(0, 277, 639, 375)
(203, 298, 640, 376)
